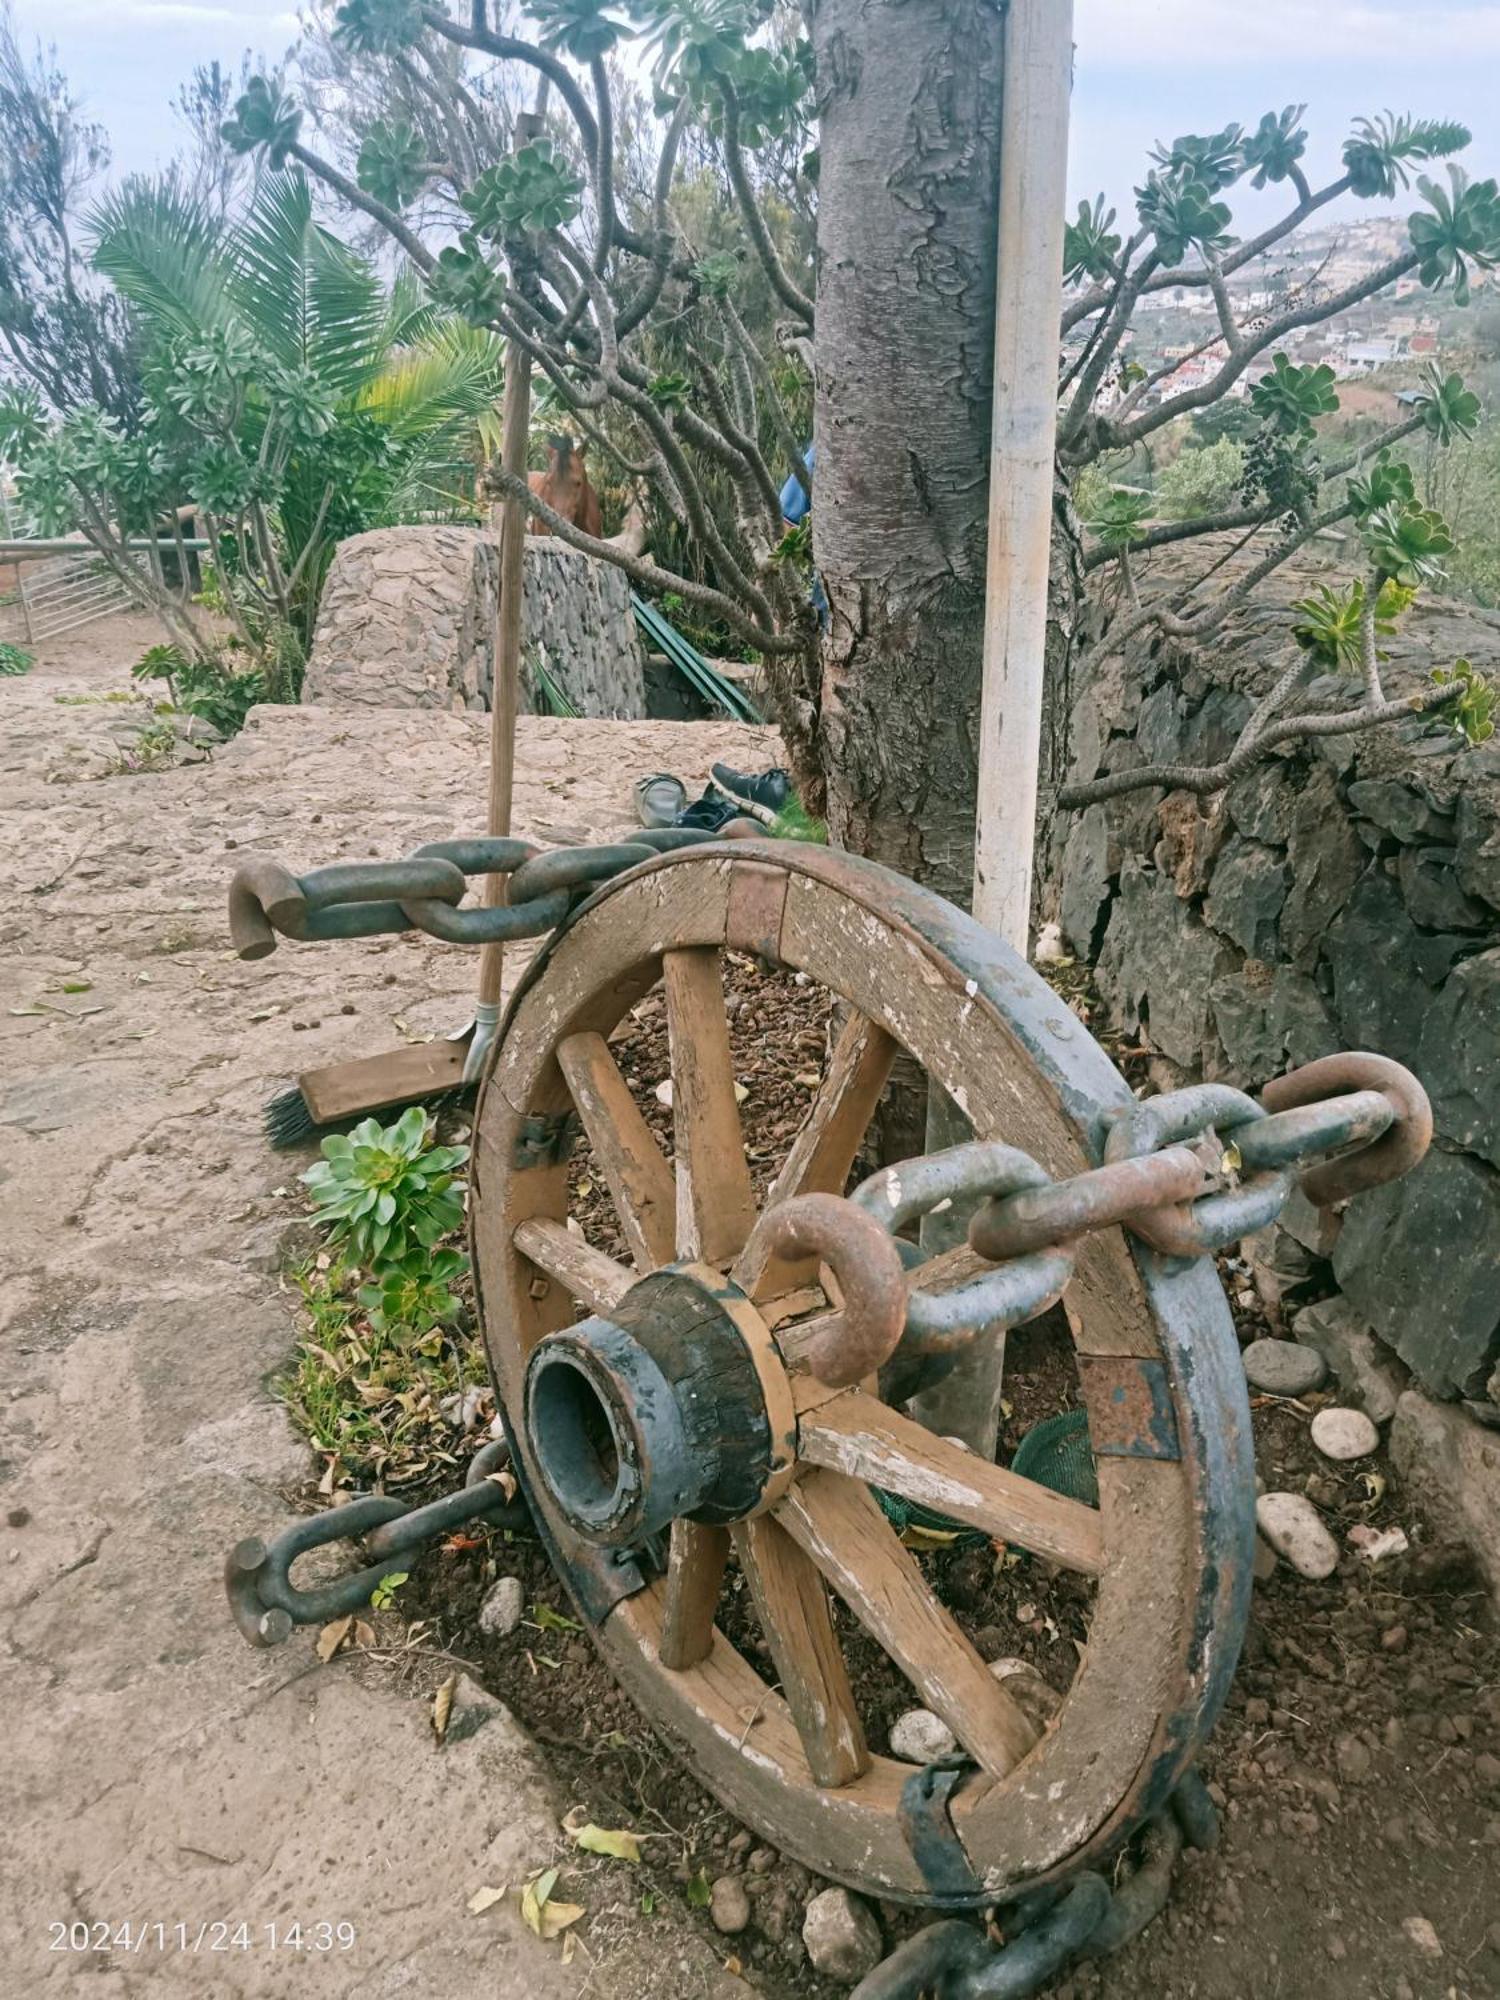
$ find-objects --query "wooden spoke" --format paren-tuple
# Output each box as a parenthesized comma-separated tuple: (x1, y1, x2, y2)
(658, 1521, 731, 1671)
(797, 1389, 1106, 1576)
(512, 1217, 632, 1315)
(662, 947, 757, 1264)
(732, 1513, 869, 1789)
(776, 1470, 1038, 1778)
(732, 1012, 897, 1298)
(558, 1029, 676, 1271)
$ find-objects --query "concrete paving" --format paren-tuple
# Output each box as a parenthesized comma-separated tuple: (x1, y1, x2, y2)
(0, 612, 776, 1996)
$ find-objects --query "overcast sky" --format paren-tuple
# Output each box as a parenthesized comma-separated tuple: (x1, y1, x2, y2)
(10, 0, 1500, 231)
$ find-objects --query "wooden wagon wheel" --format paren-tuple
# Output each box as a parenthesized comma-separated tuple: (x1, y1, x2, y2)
(471, 842, 1253, 1908)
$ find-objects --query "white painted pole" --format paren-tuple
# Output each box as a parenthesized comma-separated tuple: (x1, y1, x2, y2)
(972, 0, 1074, 951)
(912, 0, 1075, 1453)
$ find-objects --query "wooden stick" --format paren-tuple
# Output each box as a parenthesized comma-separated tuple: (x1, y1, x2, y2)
(971, 0, 1073, 951)
(917, 0, 1074, 1452)
(475, 109, 544, 1018)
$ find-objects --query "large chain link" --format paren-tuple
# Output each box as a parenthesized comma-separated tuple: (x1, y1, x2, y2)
(228, 827, 722, 961)
(832, 1052, 1431, 1379)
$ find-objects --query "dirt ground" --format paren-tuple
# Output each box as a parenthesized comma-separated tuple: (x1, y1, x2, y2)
(2, 612, 1497, 2000)
(0, 610, 772, 1998)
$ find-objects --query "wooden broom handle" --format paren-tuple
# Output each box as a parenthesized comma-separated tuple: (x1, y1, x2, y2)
(476, 111, 543, 1013)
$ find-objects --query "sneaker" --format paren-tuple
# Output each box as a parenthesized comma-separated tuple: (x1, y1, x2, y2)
(632, 772, 687, 828)
(675, 786, 743, 832)
(710, 763, 792, 815)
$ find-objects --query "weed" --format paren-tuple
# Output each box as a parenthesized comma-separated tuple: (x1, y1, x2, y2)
(275, 1258, 489, 1490)
(0, 641, 33, 676)
(131, 643, 264, 738)
(279, 1106, 486, 1490)
(105, 717, 179, 775)
(369, 1571, 408, 1610)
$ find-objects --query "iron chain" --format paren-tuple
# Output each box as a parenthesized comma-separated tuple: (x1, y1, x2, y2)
(228, 827, 721, 961)
(847, 1054, 1432, 1368)
(224, 1440, 524, 1648)
(850, 1770, 1219, 1999)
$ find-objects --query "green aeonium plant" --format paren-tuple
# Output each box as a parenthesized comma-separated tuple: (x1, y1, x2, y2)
(302, 1106, 469, 1268)
(357, 1247, 468, 1336)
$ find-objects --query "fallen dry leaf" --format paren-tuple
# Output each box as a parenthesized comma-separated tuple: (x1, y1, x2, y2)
(521, 1867, 586, 1941)
(315, 1615, 353, 1663)
(571, 1821, 641, 1864)
(466, 1884, 508, 1916)
(432, 1673, 457, 1743)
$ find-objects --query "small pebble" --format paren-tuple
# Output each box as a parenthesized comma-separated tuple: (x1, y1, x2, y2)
(1335, 1733, 1372, 1784)
(1310, 1406, 1379, 1462)
(1242, 1339, 1327, 1397)
(1402, 1915, 1442, 1958)
(710, 1875, 751, 1935)
(1381, 1624, 1409, 1654)
(889, 1708, 957, 1764)
(802, 1888, 882, 1983)
(477, 1574, 524, 1639)
(1255, 1491, 1339, 1579)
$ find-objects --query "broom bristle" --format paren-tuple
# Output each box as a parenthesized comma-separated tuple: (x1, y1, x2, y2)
(263, 1084, 320, 1150)
(262, 1078, 479, 1151)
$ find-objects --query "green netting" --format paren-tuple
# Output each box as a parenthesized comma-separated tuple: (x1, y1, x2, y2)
(873, 1407, 1099, 1547)
(1010, 1409, 1099, 1509)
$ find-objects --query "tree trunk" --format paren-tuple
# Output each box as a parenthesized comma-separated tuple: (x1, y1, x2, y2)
(810, 0, 1005, 909)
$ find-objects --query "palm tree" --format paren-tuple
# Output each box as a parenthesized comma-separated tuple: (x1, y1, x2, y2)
(87, 169, 501, 662)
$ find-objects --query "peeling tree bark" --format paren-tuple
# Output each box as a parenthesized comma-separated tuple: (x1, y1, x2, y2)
(810, 0, 1007, 908)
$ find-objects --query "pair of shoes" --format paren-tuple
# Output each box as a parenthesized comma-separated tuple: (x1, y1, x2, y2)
(711, 762, 792, 815)
(633, 772, 688, 828)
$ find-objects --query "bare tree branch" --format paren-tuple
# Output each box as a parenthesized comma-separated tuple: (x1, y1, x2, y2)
(483, 463, 804, 654)
(718, 83, 814, 326)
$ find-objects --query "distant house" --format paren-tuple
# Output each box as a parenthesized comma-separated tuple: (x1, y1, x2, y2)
(1338, 337, 1404, 377)
(1408, 331, 1439, 356)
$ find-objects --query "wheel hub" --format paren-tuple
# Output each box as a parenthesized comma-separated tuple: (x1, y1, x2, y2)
(523, 1263, 795, 1545)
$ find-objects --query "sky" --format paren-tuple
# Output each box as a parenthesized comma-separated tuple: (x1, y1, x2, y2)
(9, 0, 1500, 233)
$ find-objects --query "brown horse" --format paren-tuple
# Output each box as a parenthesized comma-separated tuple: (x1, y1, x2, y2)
(528, 434, 602, 538)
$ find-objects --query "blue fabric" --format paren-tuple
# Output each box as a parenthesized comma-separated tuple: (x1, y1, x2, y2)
(779, 444, 815, 525)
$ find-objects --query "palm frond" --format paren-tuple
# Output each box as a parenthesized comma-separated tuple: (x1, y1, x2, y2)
(381, 267, 440, 352)
(229, 172, 387, 396)
(89, 179, 233, 343)
(359, 322, 502, 441)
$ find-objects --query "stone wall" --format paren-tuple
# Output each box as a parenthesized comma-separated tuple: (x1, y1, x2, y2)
(302, 525, 646, 719)
(1047, 542, 1500, 1415)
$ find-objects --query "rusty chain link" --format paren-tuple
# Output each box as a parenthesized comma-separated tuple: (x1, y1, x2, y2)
(835, 1053, 1432, 1378)
(228, 827, 720, 961)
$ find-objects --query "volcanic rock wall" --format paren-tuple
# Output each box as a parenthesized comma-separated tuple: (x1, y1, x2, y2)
(303, 526, 646, 719)
(1047, 545, 1500, 1412)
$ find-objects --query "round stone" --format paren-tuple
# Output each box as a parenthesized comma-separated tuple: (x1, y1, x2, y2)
(802, 1888, 883, 1983)
(888, 1707, 957, 1764)
(1311, 1405, 1380, 1462)
(1256, 1490, 1340, 1579)
(987, 1657, 1062, 1728)
(709, 1874, 751, 1935)
(1242, 1338, 1327, 1397)
(477, 1573, 524, 1638)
